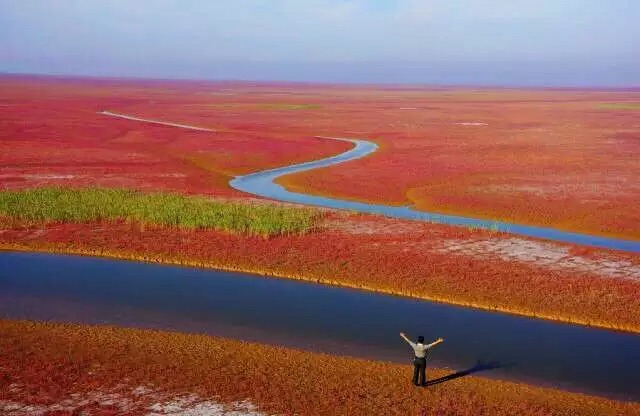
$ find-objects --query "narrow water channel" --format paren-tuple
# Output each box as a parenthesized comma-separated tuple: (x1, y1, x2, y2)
(1, 252, 638, 401)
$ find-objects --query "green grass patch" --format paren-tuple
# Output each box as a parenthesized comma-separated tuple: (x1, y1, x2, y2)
(255, 103, 321, 110)
(210, 103, 321, 111)
(0, 187, 321, 237)
(596, 103, 640, 111)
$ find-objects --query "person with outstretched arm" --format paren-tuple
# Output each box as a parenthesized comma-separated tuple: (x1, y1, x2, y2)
(400, 332, 444, 386)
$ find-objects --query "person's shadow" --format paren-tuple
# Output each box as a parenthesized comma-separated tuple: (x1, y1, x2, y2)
(424, 360, 507, 387)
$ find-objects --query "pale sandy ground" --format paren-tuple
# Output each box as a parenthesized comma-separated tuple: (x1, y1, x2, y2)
(0, 173, 188, 181)
(437, 237, 640, 281)
(1, 384, 267, 416)
(98, 111, 216, 132)
(5, 174, 78, 180)
(327, 215, 428, 235)
(329, 216, 640, 281)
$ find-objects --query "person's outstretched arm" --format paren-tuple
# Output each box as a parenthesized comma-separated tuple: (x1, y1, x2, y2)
(426, 338, 445, 349)
(399, 332, 416, 347)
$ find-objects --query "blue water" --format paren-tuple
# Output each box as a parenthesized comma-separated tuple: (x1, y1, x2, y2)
(230, 137, 640, 253)
(1, 252, 639, 401)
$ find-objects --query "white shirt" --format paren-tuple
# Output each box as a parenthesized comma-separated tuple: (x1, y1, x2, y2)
(407, 341, 431, 358)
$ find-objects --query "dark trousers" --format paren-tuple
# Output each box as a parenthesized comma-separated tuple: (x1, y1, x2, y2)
(412, 357, 427, 386)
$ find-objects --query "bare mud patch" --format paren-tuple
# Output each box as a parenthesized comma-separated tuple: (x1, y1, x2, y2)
(148, 395, 265, 416)
(0, 174, 79, 180)
(326, 215, 429, 236)
(437, 238, 640, 281)
(1, 384, 267, 416)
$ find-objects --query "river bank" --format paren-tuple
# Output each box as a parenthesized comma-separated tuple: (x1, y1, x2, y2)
(2, 212, 639, 333)
(2, 320, 638, 415)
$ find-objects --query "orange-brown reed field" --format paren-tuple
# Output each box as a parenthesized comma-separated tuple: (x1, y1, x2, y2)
(2, 320, 639, 416)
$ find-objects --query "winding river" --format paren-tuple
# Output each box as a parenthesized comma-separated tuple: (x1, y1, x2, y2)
(1, 252, 639, 401)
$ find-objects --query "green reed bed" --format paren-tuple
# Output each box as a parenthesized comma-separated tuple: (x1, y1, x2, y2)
(210, 103, 321, 110)
(596, 103, 640, 111)
(0, 187, 321, 236)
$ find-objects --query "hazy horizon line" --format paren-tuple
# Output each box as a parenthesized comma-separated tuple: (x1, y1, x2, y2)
(3, 70, 639, 91)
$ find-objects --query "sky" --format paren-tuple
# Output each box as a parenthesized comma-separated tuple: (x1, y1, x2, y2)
(1, 0, 638, 86)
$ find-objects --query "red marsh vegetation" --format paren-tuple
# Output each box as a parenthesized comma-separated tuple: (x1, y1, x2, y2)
(273, 89, 640, 240)
(2, 320, 638, 415)
(2, 76, 639, 238)
(0, 76, 351, 196)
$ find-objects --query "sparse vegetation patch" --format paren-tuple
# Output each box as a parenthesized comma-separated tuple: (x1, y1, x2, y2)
(596, 102, 640, 111)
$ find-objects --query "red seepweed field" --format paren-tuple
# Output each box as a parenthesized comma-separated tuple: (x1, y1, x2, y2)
(274, 88, 640, 240)
(3, 75, 640, 241)
(0, 75, 351, 197)
(2, 75, 640, 414)
(2, 74, 640, 329)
